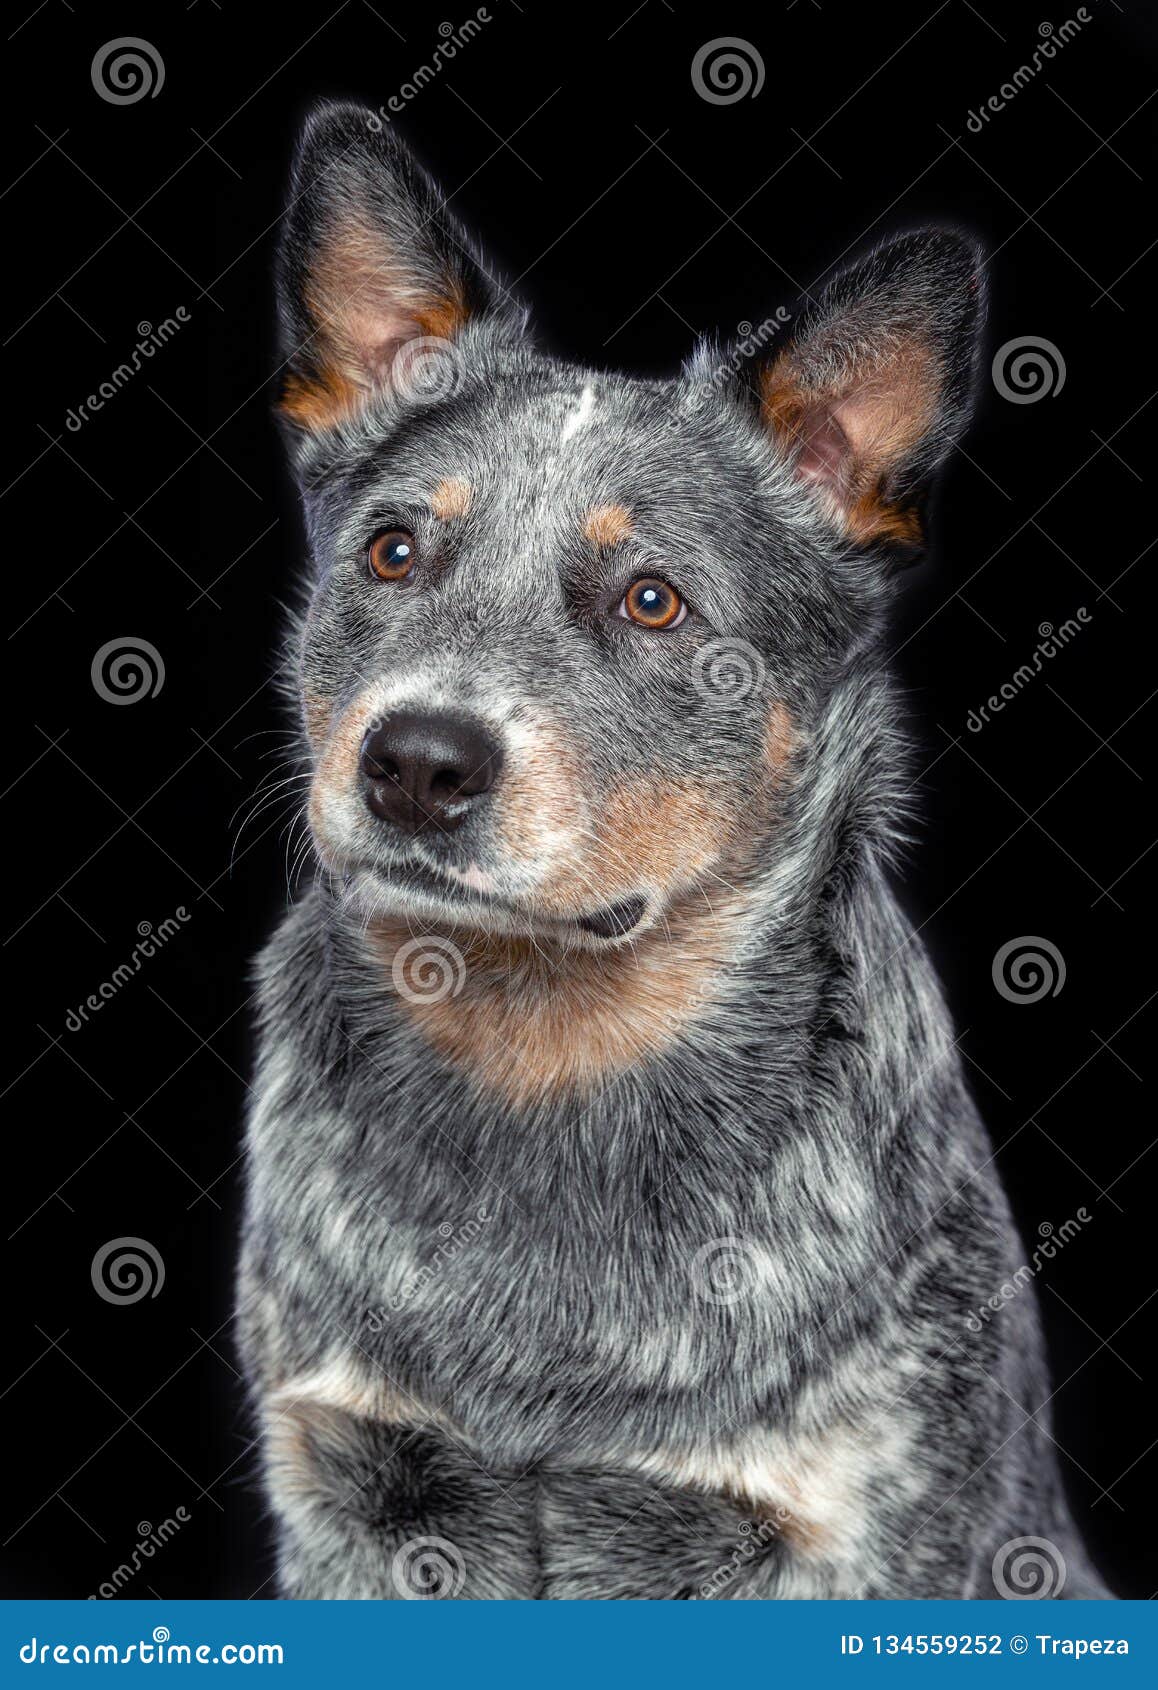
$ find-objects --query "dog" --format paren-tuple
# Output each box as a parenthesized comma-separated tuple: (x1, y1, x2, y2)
(238, 101, 1110, 1600)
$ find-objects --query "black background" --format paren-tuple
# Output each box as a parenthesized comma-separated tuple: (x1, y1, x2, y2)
(2, 0, 1155, 1601)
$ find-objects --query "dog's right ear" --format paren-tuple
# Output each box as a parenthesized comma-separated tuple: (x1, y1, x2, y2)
(276, 102, 524, 435)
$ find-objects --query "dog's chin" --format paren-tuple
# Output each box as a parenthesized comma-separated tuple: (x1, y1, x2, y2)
(340, 862, 651, 949)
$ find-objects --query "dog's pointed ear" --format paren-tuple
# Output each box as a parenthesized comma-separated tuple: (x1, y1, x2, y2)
(276, 102, 525, 434)
(752, 231, 985, 554)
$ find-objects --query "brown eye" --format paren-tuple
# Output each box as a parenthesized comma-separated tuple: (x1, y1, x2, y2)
(368, 529, 416, 581)
(619, 577, 686, 629)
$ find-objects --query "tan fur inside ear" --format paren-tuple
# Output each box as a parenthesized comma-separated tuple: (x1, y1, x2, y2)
(280, 215, 470, 431)
(761, 336, 935, 548)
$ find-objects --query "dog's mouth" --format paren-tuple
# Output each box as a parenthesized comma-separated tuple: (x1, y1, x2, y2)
(344, 858, 649, 943)
(575, 895, 648, 939)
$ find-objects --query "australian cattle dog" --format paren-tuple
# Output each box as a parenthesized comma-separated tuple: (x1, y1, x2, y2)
(238, 102, 1110, 1600)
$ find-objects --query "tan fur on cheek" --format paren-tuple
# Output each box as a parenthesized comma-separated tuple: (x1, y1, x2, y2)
(303, 692, 333, 753)
(582, 503, 634, 548)
(371, 887, 751, 1106)
(430, 476, 473, 521)
(307, 685, 380, 860)
(762, 701, 796, 780)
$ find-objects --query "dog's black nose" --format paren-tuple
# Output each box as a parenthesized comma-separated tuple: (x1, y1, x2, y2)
(359, 711, 503, 834)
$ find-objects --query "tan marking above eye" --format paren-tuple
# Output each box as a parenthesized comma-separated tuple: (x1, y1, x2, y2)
(430, 476, 473, 521)
(583, 503, 635, 548)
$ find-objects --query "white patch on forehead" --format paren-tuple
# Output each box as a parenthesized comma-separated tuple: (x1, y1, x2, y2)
(558, 383, 596, 445)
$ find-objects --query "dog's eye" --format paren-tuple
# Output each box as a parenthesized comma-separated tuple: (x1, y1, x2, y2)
(368, 529, 416, 581)
(618, 577, 686, 630)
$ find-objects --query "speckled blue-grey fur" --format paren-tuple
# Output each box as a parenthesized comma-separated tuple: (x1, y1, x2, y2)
(237, 102, 1110, 1600)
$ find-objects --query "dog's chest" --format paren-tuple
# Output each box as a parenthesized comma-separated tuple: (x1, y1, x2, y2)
(251, 1072, 887, 1457)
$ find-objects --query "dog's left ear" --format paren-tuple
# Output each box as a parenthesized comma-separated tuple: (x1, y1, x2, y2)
(750, 231, 985, 555)
(276, 101, 525, 435)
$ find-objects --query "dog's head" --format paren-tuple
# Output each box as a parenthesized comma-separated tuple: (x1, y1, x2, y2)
(278, 102, 984, 950)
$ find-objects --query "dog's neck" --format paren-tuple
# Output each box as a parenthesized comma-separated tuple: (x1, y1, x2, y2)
(363, 876, 765, 1107)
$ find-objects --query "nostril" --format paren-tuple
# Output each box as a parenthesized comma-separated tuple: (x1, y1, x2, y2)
(358, 713, 503, 834)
